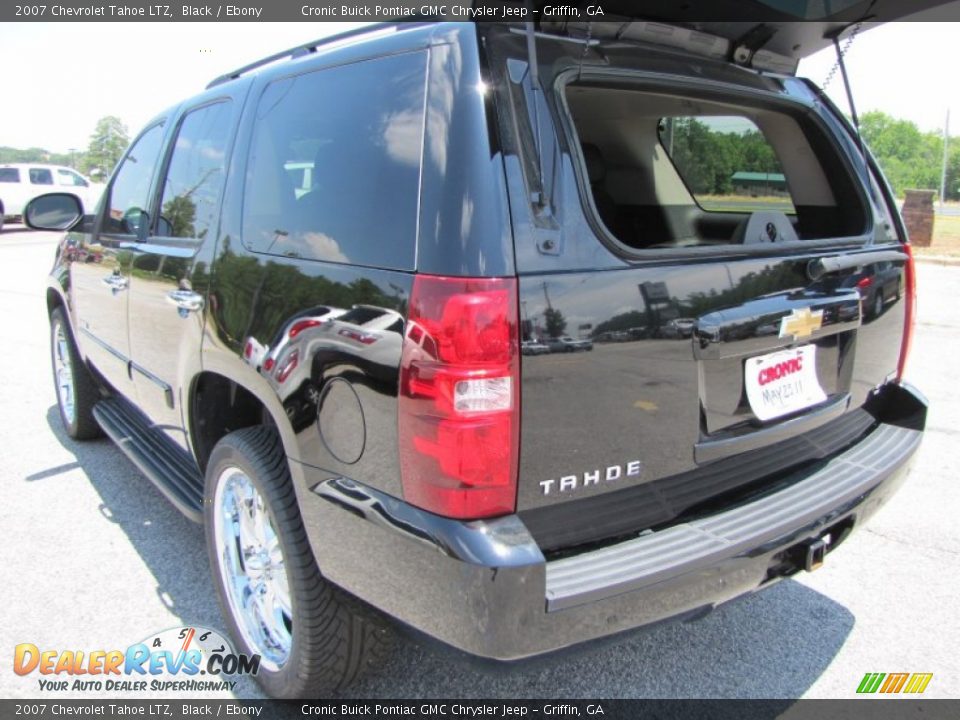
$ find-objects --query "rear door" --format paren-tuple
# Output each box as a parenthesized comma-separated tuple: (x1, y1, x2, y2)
(484, 29, 909, 550)
(127, 93, 243, 452)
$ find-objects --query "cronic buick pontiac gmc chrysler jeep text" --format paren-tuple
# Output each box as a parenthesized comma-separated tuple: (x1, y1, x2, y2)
(31, 10, 931, 698)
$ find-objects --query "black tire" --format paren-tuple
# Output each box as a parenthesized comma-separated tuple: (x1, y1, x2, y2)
(872, 291, 884, 319)
(50, 306, 103, 440)
(204, 426, 392, 698)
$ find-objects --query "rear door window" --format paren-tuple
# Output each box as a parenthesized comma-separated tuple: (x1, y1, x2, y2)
(155, 101, 233, 241)
(102, 123, 165, 235)
(658, 116, 796, 215)
(0, 168, 20, 183)
(242, 51, 427, 270)
(29, 168, 54, 185)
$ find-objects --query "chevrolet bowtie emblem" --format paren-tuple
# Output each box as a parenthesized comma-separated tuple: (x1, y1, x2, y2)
(779, 307, 823, 341)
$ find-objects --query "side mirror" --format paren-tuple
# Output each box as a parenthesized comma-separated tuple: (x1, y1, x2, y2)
(24, 193, 83, 231)
(121, 207, 150, 241)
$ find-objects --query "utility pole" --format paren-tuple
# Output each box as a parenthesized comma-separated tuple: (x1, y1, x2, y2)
(541, 281, 553, 311)
(940, 109, 950, 209)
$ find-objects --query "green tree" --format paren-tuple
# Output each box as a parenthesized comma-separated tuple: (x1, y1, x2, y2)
(82, 116, 130, 180)
(666, 118, 785, 196)
(544, 307, 567, 338)
(945, 143, 960, 200)
(592, 310, 648, 337)
(860, 110, 942, 196)
(0, 146, 82, 167)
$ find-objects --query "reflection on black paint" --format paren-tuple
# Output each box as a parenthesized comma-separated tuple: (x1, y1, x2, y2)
(214, 239, 409, 443)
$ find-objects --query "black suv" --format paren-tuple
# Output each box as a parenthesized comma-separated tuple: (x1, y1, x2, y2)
(31, 17, 928, 699)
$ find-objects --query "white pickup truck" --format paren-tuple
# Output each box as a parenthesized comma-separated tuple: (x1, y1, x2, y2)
(0, 163, 104, 232)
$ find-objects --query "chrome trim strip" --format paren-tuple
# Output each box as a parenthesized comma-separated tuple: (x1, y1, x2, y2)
(694, 392, 851, 464)
(78, 326, 127, 363)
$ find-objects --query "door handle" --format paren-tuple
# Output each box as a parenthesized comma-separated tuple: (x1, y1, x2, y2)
(102, 274, 128, 292)
(166, 290, 204, 315)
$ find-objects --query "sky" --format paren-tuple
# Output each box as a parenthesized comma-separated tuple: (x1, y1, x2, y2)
(0, 21, 956, 155)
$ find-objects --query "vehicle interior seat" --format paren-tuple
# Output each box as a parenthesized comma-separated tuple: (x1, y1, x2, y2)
(581, 143, 621, 236)
(731, 210, 799, 245)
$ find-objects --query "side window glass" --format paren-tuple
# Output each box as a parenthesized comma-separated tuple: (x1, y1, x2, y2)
(242, 51, 426, 270)
(57, 169, 88, 187)
(0, 168, 20, 183)
(658, 116, 796, 215)
(868, 170, 899, 244)
(156, 102, 233, 240)
(103, 124, 165, 235)
(29, 168, 54, 185)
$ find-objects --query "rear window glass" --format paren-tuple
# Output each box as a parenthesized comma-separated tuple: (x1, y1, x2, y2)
(0, 168, 20, 183)
(658, 116, 796, 215)
(157, 101, 233, 240)
(103, 123, 166, 235)
(242, 51, 427, 270)
(337, 306, 388, 326)
(563, 83, 866, 250)
(29, 168, 53, 185)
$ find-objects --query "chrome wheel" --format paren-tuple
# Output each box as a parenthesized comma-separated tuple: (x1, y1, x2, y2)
(213, 467, 292, 670)
(53, 320, 76, 426)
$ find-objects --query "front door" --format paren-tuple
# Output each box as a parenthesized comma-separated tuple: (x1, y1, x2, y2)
(72, 123, 166, 396)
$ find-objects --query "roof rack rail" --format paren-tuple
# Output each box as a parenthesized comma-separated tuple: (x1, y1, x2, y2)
(206, 22, 408, 89)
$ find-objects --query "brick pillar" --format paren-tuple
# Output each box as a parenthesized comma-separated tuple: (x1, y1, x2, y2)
(901, 189, 935, 248)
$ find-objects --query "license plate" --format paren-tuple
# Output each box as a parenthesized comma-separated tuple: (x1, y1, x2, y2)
(744, 345, 827, 422)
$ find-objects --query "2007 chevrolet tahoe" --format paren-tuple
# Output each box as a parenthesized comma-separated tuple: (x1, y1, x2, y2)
(30, 10, 930, 698)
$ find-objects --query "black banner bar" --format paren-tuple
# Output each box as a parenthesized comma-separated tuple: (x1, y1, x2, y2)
(4, 700, 960, 720)
(6, 2, 526, 23)
(7, 0, 960, 23)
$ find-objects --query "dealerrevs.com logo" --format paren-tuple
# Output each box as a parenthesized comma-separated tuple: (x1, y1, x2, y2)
(14, 627, 260, 693)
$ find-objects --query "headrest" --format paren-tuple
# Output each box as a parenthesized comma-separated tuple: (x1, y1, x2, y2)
(581, 143, 606, 184)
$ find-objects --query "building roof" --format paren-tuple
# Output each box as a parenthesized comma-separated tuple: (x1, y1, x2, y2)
(731, 171, 786, 182)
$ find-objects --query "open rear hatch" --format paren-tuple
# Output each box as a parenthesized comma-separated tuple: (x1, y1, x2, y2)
(481, 16, 923, 552)
(536, 0, 960, 74)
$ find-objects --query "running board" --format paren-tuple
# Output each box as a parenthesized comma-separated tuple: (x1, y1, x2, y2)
(92, 398, 204, 523)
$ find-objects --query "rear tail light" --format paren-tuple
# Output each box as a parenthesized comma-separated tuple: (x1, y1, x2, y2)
(338, 327, 378, 344)
(288, 318, 323, 340)
(896, 244, 917, 382)
(856, 276, 873, 289)
(275, 349, 299, 383)
(398, 275, 520, 519)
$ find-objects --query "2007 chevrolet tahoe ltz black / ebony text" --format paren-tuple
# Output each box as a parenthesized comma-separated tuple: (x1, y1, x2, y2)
(30, 10, 930, 698)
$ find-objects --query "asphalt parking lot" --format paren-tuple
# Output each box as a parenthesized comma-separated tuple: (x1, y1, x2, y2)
(1, 226, 957, 700)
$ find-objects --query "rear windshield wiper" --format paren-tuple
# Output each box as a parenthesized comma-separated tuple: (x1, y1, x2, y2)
(807, 249, 907, 281)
